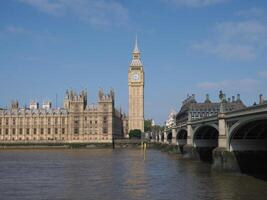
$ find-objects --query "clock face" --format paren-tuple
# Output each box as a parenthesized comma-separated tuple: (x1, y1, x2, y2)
(132, 73, 139, 81)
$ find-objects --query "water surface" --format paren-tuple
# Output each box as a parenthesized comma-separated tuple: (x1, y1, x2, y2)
(0, 149, 266, 200)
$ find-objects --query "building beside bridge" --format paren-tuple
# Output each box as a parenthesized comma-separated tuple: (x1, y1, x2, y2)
(0, 89, 124, 143)
(176, 91, 246, 125)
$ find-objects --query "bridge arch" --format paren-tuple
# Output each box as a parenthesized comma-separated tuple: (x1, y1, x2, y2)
(167, 131, 172, 143)
(229, 118, 267, 151)
(176, 129, 187, 146)
(228, 117, 267, 175)
(160, 132, 164, 142)
(193, 124, 219, 162)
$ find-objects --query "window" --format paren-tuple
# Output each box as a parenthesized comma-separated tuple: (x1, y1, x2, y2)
(0, 129, 2, 135)
(48, 128, 51, 134)
(19, 129, 23, 135)
(41, 128, 44, 135)
(74, 117, 79, 125)
(12, 129, 16, 135)
(55, 128, 58, 134)
(103, 117, 107, 123)
(55, 118, 58, 125)
(5, 129, 8, 135)
(34, 128, 37, 135)
(74, 128, 79, 134)
(13, 118, 16, 125)
(103, 128, 108, 134)
(62, 128, 65, 134)
(26, 129, 30, 135)
(48, 118, 51, 125)
(6, 119, 8, 125)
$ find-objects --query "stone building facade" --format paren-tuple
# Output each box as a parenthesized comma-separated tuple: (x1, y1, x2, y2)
(176, 91, 246, 125)
(0, 89, 124, 143)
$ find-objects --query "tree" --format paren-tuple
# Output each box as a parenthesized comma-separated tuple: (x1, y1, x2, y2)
(144, 119, 152, 132)
(129, 129, 142, 139)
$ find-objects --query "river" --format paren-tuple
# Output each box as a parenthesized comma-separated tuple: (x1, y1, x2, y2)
(0, 149, 266, 200)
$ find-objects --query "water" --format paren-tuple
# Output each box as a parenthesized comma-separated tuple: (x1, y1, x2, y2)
(0, 149, 267, 200)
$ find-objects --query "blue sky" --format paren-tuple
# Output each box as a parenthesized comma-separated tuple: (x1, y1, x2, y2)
(0, 0, 267, 124)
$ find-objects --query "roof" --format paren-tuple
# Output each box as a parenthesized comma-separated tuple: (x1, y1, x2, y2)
(0, 108, 68, 116)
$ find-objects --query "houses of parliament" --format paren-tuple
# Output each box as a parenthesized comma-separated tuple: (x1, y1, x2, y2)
(0, 39, 145, 143)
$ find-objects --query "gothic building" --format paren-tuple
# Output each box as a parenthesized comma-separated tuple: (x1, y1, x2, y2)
(0, 89, 124, 143)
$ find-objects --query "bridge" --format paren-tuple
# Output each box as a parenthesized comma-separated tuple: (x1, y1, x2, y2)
(156, 102, 267, 174)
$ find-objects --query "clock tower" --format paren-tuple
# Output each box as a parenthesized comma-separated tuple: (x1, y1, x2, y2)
(128, 37, 144, 133)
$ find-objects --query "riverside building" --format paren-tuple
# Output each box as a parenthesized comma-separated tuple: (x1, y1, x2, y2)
(0, 89, 124, 143)
(176, 91, 246, 125)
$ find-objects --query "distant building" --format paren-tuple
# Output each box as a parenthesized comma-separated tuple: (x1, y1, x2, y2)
(165, 110, 177, 128)
(176, 91, 246, 125)
(259, 94, 267, 105)
(151, 120, 156, 127)
(0, 89, 124, 143)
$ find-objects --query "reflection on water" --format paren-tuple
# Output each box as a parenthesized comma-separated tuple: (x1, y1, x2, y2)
(0, 149, 267, 200)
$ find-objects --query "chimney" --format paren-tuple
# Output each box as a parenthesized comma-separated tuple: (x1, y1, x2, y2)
(232, 96, 235, 102)
(237, 94, 241, 101)
(30, 101, 39, 110)
(205, 94, 211, 103)
(11, 100, 19, 110)
(42, 101, 52, 109)
(259, 94, 264, 104)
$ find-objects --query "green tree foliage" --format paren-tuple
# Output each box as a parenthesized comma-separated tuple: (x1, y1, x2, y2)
(129, 129, 142, 139)
(144, 119, 152, 132)
(151, 125, 162, 133)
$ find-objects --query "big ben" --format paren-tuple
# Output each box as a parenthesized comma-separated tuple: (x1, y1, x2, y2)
(128, 37, 144, 132)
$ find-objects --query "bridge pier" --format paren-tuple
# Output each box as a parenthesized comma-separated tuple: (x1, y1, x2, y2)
(163, 130, 168, 143)
(211, 111, 240, 172)
(182, 123, 195, 158)
(212, 147, 240, 172)
(172, 127, 177, 145)
(158, 133, 162, 142)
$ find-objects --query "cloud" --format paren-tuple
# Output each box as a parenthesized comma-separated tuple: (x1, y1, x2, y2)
(192, 18, 267, 60)
(258, 71, 267, 78)
(236, 7, 265, 18)
(17, 0, 129, 27)
(197, 79, 260, 90)
(4, 25, 31, 35)
(0, 25, 58, 41)
(192, 42, 256, 60)
(164, 0, 228, 7)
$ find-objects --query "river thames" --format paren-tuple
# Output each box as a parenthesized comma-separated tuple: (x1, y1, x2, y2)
(0, 149, 267, 200)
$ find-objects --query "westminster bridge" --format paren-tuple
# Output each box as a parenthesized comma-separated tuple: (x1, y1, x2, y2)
(156, 102, 267, 173)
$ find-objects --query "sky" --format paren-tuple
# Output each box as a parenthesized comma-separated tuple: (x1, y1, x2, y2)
(0, 0, 267, 125)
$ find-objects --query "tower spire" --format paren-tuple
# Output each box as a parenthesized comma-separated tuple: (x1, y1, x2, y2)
(130, 35, 143, 67)
(132, 35, 141, 61)
(133, 35, 139, 53)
